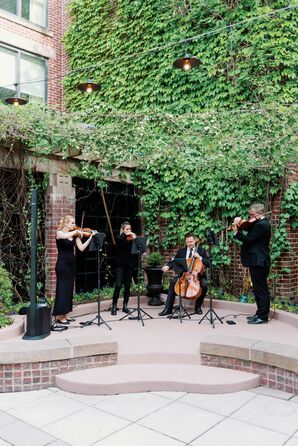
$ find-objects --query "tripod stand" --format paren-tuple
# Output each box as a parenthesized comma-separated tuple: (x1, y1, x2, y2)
(80, 233, 112, 330)
(169, 260, 191, 323)
(120, 237, 152, 326)
(199, 230, 223, 328)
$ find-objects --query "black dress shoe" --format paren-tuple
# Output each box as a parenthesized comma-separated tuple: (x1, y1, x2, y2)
(111, 306, 117, 316)
(247, 317, 268, 324)
(158, 308, 172, 316)
(246, 314, 258, 321)
(122, 304, 129, 313)
(195, 307, 203, 315)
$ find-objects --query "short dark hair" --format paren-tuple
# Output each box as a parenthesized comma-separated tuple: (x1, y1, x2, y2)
(185, 232, 196, 239)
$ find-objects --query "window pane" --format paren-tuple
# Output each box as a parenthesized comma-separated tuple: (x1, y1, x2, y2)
(0, 46, 17, 89)
(22, 0, 47, 27)
(0, 0, 17, 15)
(20, 53, 46, 102)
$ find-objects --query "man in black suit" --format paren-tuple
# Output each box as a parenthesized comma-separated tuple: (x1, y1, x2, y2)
(233, 203, 271, 324)
(158, 233, 209, 316)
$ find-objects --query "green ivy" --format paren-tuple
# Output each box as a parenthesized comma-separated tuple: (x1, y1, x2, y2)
(271, 180, 298, 269)
(64, 0, 298, 112)
(0, 263, 14, 310)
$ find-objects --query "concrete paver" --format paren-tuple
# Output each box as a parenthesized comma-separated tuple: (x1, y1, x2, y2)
(0, 388, 297, 445)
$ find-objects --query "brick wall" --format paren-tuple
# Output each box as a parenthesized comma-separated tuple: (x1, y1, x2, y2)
(201, 354, 297, 395)
(0, 353, 117, 393)
(44, 173, 76, 298)
(272, 164, 298, 301)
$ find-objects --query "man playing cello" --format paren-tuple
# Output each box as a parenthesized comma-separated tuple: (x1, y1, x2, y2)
(159, 232, 209, 316)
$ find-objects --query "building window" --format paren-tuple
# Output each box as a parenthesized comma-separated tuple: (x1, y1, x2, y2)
(0, 0, 47, 28)
(0, 45, 47, 103)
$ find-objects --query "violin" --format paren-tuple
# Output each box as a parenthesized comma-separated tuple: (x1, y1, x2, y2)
(228, 211, 271, 231)
(124, 231, 136, 241)
(74, 226, 94, 238)
(174, 252, 204, 300)
(231, 217, 258, 231)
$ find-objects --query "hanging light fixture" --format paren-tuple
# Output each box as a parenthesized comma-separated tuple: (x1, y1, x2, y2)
(77, 67, 100, 93)
(5, 83, 28, 106)
(173, 53, 200, 71)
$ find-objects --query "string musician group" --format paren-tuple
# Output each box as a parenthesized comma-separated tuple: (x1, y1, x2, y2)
(54, 203, 271, 326)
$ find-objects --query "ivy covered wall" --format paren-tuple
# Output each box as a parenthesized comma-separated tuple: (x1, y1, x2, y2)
(64, 0, 298, 112)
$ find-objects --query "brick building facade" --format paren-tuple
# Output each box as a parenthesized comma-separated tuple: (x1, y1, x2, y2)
(0, 1, 68, 108)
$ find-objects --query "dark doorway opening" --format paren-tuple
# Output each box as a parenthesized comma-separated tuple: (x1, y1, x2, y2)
(73, 178, 141, 292)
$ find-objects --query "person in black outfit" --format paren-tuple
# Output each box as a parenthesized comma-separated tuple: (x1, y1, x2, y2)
(111, 221, 137, 316)
(159, 233, 209, 316)
(53, 215, 96, 325)
(233, 203, 271, 324)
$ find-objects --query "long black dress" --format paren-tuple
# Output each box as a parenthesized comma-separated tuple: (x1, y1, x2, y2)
(53, 238, 76, 316)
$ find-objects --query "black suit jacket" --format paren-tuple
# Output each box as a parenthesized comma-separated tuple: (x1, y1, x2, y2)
(167, 245, 210, 274)
(235, 218, 271, 268)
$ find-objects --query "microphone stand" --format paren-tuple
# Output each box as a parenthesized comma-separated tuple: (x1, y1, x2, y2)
(80, 233, 111, 330)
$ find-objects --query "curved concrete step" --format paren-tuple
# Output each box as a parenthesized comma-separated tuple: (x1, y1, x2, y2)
(55, 363, 260, 395)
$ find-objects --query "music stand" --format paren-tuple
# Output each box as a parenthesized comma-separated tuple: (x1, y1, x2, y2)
(199, 230, 223, 328)
(80, 232, 112, 330)
(120, 236, 152, 326)
(168, 258, 191, 323)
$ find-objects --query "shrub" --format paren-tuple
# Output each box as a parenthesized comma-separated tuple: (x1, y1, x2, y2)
(0, 263, 14, 311)
(145, 252, 164, 267)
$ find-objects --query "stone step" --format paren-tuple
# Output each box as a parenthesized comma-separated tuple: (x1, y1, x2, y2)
(55, 363, 260, 395)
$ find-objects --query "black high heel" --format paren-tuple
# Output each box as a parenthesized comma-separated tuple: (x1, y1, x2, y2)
(56, 319, 70, 325)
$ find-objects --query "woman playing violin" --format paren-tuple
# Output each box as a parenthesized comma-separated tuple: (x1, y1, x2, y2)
(53, 215, 97, 325)
(111, 221, 137, 316)
(232, 203, 271, 324)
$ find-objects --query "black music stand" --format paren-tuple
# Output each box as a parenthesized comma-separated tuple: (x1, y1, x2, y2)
(168, 258, 191, 323)
(80, 232, 112, 330)
(199, 230, 223, 328)
(120, 236, 152, 326)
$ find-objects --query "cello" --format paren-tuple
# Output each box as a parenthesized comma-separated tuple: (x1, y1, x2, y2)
(174, 249, 204, 300)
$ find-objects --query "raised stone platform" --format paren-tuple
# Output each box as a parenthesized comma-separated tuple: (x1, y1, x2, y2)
(0, 298, 297, 394)
(0, 334, 117, 392)
(55, 362, 260, 395)
(200, 335, 298, 394)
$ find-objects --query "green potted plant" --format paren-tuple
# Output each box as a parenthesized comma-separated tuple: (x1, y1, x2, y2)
(143, 251, 164, 306)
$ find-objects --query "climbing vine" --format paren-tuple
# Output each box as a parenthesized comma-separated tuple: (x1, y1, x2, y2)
(63, 0, 298, 112)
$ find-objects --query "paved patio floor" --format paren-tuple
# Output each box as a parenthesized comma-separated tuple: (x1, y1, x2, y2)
(0, 385, 297, 445)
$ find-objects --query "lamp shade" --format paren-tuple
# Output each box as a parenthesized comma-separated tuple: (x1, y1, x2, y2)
(5, 96, 28, 106)
(173, 53, 200, 71)
(77, 80, 100, 93)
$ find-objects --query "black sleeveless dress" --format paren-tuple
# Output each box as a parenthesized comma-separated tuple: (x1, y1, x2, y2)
(53, 238, 76, 316)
